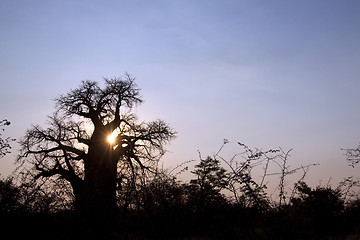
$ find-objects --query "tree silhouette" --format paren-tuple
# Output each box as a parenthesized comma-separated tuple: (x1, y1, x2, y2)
(17, 75, 176, 216)
(188, 156, 228, 210)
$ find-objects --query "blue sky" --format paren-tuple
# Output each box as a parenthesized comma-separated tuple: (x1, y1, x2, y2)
(1, 0, 360, 186)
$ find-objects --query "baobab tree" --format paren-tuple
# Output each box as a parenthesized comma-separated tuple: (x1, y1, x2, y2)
(17, 75, 176, 216)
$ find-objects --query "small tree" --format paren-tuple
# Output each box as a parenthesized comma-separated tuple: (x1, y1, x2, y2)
(188, 156, 228, 210)
(17, 75, 176, 216)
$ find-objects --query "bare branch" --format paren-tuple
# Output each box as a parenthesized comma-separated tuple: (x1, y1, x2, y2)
(0, 119, 15, 157)
(342, 143, 360, 167)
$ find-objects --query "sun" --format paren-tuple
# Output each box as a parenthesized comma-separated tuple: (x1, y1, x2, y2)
(107, 129, 119, 144)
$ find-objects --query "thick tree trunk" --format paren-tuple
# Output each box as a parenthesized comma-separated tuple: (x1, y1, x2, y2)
(75, 140, 118, 217)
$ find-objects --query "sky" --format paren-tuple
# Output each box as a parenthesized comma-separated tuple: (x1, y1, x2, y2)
(1, 0, 360, 188)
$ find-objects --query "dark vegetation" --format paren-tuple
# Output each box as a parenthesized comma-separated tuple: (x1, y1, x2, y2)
(1, 76, 360, 239)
